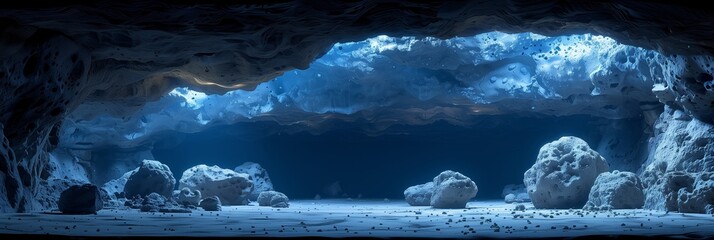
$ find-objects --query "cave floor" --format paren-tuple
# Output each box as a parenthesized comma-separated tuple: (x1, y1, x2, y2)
(0, 200, 713, 239)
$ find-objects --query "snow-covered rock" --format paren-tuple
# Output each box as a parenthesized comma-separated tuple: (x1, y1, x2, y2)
(124, 160, 176, 198)
(404, 182, 434, 206)
(257, 191, 289, 208)
(199, 196, 221, 211)
(524, 136, 609, 209)
(173, 188, 201, 207)
(584, 171, 644, 210)
(430, 171, 478, 209)
(179, 165, 253, 205)
(58, 184, 103, 214)
(234, 162, 274, 201)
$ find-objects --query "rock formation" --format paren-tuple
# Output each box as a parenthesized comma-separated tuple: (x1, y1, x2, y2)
(404, 182, 434, 206)
(0, 2, 713, 213)
(257, 191, 289, 208)
(58, 184, 103, 214)
(524, 136, 609, 209)
(199, 196, 221, 211)
(179, 165, 253, 205)
(234, 162, 274, 201)
(124, 160, 176, 198)
(584, 171, 645, 210)
(404, 170, 477, 209)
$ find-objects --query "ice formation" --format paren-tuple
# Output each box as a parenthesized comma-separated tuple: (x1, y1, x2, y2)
(524, 136, 609, 209)
(59, 32, 668, 148)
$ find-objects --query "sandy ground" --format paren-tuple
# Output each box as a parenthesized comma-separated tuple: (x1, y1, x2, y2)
(1, 200, 713, 238)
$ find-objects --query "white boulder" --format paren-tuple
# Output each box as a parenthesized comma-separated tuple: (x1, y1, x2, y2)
(234, 162, 274, 201)
(403, 182, 434, 206)
(179, 165, 253, 205)
(524, 136, 609, 209)
(430, 170, 478, 209)
(124, 160, 176, 198)
(584, 171, 644, 210)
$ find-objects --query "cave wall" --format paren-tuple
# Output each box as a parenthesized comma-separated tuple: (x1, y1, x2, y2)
(0, 1, 713, 212)
(0, 22, 91, 212)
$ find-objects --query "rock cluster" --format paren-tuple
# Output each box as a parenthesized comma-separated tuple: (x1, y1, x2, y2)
(404, 170, 477, 209)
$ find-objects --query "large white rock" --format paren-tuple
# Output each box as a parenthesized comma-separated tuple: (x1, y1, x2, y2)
(430, 171, 478, 209)
(234, 162, 274, 201)
(124, 160, 176, 198)
(403, 182, 434, 206)
(524, 136, 609, 209)
(179, 165, 253, 205)
(584, 171, 644, 210)
(641, 107, 714, 211)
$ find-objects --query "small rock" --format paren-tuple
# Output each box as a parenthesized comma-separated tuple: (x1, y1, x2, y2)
(200, 196, 222, 211)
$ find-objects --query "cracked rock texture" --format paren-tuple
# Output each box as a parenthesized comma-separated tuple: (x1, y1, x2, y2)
(179, 165, 253, 205)
(584, 171, 645, 210)
(524, 136, 609, 209)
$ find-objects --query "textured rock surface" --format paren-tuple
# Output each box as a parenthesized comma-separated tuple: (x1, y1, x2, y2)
(36, 152, 90, 210)
(1, 1, 714, 213)
(404, 182, 434, 206)
(257, 191, 289, 208)
(234, 162, 274, 201)
(584, 171, 644, 210)
(199, 196, 221, 211)
(124, 160, 175, 198)
(642, 106, 714, 211)
(501, 184, 530, 203)
(102, 169, 135, 200)
(645, 171, 714, 213)
(524, 136, 609, 209)
(179, 165, 253, 205)
(58, 184, 103, 214)
(173, 188, 201, 207)
(0, 21, 91, 212)
(140, 192, 166, 213)
(430, 171, 478, 209)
